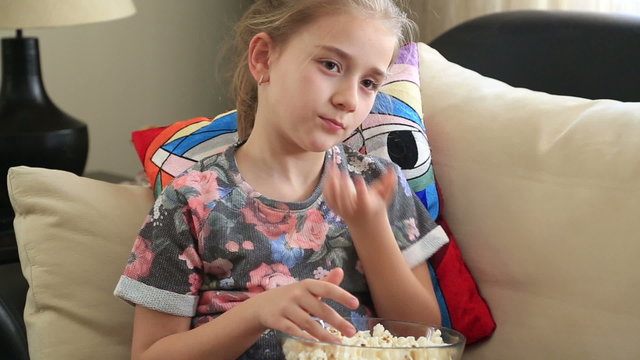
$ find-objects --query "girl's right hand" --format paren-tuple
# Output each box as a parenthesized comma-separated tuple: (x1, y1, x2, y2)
(244, 267, 358, 343)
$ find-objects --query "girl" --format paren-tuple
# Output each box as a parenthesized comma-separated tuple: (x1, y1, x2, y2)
(115, 0, 449, 359)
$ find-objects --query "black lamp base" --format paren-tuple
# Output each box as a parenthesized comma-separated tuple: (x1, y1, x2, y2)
(0, 126, 88, 231)
(0, 35, 89, 231)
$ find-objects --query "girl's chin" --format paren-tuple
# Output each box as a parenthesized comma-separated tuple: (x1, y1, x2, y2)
(305, 138, 343, 153)
(289, 134, 339, 152)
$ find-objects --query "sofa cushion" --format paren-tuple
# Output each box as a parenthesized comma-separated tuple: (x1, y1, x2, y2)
(419, 42, 640, 359)
(7, 166, 154, 360)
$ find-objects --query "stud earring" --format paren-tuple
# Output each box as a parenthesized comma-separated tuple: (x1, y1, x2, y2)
(258, 74, 269, 86)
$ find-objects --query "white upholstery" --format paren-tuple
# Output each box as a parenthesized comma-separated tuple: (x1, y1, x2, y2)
(419, 43, 640, 359)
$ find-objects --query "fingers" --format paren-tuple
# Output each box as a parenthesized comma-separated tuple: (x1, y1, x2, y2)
(284, 306, 342, 343)
(322, 267, 344, 285)
(371, 166, 398, 204)
(279, 318, 320, 342)
(323, 161, 398, 222)
(342, 169, 357, 198)
(276, 279, 358, 343)
(322, 162, 340, 209)
(323, 163, 356, 215)
(290, 297, 356, 342)
(336, 168, 357, 213)
(353, 175, 369, 204)
(307, 279, 359, 310)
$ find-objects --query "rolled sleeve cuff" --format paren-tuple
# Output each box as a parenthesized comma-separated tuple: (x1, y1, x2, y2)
(402, 225, 449, 268)
(114, 276, 198, 317)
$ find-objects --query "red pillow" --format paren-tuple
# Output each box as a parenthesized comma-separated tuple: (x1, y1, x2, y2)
(432, 216, 496, 344)
(132, 126, 166, 164)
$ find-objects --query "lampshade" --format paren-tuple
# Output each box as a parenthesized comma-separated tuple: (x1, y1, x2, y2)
(0, 0, 136, 29)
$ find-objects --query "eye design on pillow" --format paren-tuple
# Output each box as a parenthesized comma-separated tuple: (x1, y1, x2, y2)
(342, 48, 439, 220)
(344, 81, 435, 197)
(344, 120, 432, 190)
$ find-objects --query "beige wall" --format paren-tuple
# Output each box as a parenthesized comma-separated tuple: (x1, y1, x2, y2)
(1, 0, 251, 178)
(3, 0, 638, 178)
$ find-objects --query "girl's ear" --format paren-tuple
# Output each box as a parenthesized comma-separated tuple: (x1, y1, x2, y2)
(248, 32, 274, 84)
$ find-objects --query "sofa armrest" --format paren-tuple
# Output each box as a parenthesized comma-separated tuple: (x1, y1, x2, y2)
(0, 262, 29, 360)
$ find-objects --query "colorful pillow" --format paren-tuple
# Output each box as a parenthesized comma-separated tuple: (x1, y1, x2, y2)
(131, 42, 494, 343)
(343, 42, 494, 343)
(134, 110, 238, 196)
(343, 42, 438, 219)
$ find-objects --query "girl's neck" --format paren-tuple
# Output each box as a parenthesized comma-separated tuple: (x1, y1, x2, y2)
(235, 133, 327, 203)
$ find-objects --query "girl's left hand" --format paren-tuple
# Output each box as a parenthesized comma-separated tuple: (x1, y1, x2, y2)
(322, 162, 397, 226)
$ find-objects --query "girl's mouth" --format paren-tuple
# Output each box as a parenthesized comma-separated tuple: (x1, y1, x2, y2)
(320, 116, 345, 130)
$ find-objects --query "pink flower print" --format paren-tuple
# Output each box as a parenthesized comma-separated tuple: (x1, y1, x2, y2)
(247, 263, 297, 293)
(203, 258, 233, 279)
(183, 197, 212, 239)
(404, 217, 419, 242)
(242, 241, 254, 250)
(179, 247, 202, 269)
(233, 172, 261, 198)
(241, 200, 297, 239)
(172, 170, 221, 204)
(193, 315, 216, 328)
(124, 236, 155, 280)
(313, 266, 330, 280)
(331, 146, 343, 164)
(187, 273, 202, 295)
(197, 290, 254, 314)
(286, 209, 328, 251)
(225, 241, 240, 252)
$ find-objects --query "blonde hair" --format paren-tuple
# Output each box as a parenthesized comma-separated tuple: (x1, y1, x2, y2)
(231, 0, 417, 140)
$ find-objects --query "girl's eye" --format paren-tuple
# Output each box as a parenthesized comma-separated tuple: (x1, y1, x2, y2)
(321, 60, 340, 73)
(362, 79, 380, 91)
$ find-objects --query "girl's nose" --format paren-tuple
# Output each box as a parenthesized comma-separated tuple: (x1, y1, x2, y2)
(331, 80, 358, 112)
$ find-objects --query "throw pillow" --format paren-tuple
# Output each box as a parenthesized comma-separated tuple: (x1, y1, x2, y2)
(7, 166, 155, 360)
(419, 41, 640, 357)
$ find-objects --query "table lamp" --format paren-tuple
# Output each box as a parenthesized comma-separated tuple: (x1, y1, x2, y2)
(0, 0, 136, 232)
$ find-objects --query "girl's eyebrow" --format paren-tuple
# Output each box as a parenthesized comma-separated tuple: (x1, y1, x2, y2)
(316, 45, 387, 79)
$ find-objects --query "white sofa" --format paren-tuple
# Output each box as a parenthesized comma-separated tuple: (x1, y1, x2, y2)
(5, 11, 640, 360)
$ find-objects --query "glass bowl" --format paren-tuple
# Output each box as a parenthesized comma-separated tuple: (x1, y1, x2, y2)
(278, 317, 465, 360)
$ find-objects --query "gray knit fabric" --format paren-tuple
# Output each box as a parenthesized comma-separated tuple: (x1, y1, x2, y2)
(114, 143, 448, 359)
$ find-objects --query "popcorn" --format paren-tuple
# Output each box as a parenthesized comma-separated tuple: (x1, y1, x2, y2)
(282, 323, 459, 360)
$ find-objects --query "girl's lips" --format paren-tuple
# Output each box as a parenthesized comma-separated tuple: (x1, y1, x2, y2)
(320, 116, 345, 130)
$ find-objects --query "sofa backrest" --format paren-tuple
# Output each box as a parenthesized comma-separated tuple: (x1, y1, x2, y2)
(421, 11, 640, 359)
(429, 10, 640, 102)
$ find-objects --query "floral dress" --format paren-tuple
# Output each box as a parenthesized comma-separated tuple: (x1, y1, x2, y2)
(114, 143, 449, 359)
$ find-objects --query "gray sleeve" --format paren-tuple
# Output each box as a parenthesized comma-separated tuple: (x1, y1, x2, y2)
(387, 165, 449, 268)
(113, 179, 202, 317)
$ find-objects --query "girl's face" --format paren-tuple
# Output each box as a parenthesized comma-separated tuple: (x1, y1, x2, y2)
(257, 12, 397, 153)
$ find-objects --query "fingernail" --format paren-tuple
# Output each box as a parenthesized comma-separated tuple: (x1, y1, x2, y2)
(346, 325, 357, 337)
